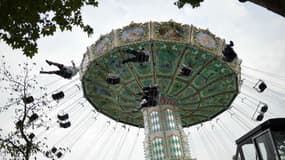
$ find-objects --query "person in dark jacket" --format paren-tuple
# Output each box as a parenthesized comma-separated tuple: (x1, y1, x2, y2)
(222, 41, 237, 62)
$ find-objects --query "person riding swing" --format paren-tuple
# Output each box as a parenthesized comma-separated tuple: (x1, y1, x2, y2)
(40, 60, 79, 79)
(122, 47, 150, 65)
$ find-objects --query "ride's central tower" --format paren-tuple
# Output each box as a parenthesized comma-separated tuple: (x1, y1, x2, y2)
(142, 105, 190, 160)
(80, 21, 241, 160)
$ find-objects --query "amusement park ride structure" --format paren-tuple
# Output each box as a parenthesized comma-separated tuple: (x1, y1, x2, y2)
(234, 118, 285, 160)
(80, 21, 242, 160)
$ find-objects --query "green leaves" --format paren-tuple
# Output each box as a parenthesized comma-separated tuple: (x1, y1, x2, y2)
(83, 25, 93, 37)
(174, 0, 204, 9)
(0, 0, 99, 58)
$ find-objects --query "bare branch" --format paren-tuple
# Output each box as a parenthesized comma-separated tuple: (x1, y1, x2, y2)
(0, 138, 25, 156)
(0, 61, 54, 160)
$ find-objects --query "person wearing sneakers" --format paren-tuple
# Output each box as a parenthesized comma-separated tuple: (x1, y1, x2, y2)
(40, 60, 79, 79)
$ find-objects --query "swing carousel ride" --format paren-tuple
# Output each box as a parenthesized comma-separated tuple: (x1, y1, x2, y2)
(80, 21, 241, 160)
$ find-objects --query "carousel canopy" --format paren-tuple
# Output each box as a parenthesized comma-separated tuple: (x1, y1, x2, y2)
(80, 21, 241, 127)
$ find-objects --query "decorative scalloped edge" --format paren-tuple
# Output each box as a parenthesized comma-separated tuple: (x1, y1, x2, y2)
(191, 26, 224, 54)
(80, 21, 241, 86)
(117, 22, 149, 46)
(152, 21, 190, 43)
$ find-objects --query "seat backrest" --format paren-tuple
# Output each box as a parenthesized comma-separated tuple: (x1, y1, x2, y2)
(51, 147, 57, 153)
(22, 96, 34, 104)
(59, 121, 71, 128)
(136, 54, 149, 62)
(106, 76, 120, 85)
(222, 46, 237, 62)
(57, 113, 69, 121)
(52, 91, 65, 100)
(258, 82, 267, 92)
(29, 113, 39, 122)
(182, 67, 192, 76)
(56, 152, 63, 158)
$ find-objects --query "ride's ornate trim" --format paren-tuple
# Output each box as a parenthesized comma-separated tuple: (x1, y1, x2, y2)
(79, 21, 241, 129)
(80, 21, 241, 80)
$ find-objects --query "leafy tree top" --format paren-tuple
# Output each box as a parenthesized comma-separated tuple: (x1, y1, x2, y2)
(174, 0, 204, 8)
(0, 0, 98, 58)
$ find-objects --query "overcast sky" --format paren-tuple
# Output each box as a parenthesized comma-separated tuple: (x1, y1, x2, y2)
(0, 0, 285, 160)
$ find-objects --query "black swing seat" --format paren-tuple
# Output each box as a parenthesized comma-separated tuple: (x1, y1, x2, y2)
(254, 80, 267, 92)
(180, 66, 192, 76)
(148, 100, 157, 107)
(258, 102, 268, 113)
(258, 82, 267, 92)
(222, 46, 237, 62)
(57, 113, 69, 121)
(143, 86, 159, 97)
(140, 85, 159, 108)
(256, 114, 264, 121)
(106, 73, 120, 85)
(59, 121, 71, 128)
(260, 104, 268, 113)
(29, 133, 35, 139)
(22, 96, 34, 104)
(16, 120, 23, 129)
(56, 152, 63, 158)
(254, 102, 268, 121)
(143, 89, 159, 97)
(136, 54, 149, 63)
(29, 113, 39, 122)
(51, 147, 57, 153)
(52, 91, 65, 100)
(142, 85, 158, 91)
(45, 151, 53, 158)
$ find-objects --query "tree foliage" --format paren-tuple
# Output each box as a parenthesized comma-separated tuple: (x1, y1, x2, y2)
(0, 56, 56, 159)
(0, 0, 98, 58)
(174, 0, 204, 8)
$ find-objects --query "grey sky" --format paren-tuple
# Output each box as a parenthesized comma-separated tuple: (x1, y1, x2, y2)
(0, 0, 285, 160)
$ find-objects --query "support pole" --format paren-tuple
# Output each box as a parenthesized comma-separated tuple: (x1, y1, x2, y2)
(142, 105, 191, 160)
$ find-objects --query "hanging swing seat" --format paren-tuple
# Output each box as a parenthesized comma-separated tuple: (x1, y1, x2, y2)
(45, 151, 53, 158)
(253, 80, 267, 93)
(56, 151, 63, 158)
(179, 66, 192, 76)
(22, 96, 34, 104)
(57, 113, 69, 121)
(51, 147, 57, 153)
(252, 102, 268, 121)
(140, 85, 159, 108)
(15, 120, 23, 129)
(106, 73, 120, 85)
(256, 114, 264, 121)
(29, 113, 39, 122)
(29, 133, 35, 139)
(52, 91, 65, 100)
(136, 53, 149, 63)
(260, 104, 268, 113)
(222, 41, 237, 62)
(59, 121, 71, 128)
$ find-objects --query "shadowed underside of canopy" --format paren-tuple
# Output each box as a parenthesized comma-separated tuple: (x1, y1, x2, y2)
(80, 21, 241, 128)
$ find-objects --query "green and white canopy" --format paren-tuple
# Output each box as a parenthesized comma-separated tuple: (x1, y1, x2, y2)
(80, 21, 241, 128)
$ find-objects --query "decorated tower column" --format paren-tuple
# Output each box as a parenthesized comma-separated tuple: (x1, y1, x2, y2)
(142, 105, 191, 160)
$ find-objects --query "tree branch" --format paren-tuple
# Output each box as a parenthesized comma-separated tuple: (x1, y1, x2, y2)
(19, 65, 33, 160)
(0, 138, 25, 156)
